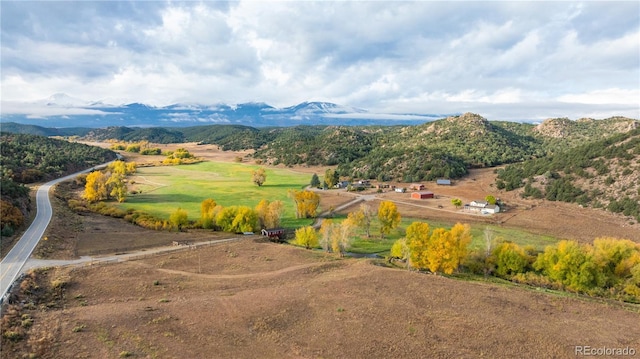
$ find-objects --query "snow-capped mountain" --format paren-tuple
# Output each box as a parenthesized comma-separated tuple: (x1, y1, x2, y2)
(1, 94, 447, 128)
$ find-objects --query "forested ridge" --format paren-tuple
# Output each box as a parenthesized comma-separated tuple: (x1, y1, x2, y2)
(3, 113, 638, 185)
(0, 132, 117, 237)
(497, 127, 640, 221)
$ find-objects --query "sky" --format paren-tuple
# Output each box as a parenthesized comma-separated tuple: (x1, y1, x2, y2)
(1, 1, 639, 121)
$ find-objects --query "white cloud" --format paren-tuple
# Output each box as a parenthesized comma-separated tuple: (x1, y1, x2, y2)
(1, 1, 638, 122)
(557, 88, 640, 105)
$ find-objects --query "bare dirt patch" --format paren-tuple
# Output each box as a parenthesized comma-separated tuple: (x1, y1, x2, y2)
(3, 240, 639, 359)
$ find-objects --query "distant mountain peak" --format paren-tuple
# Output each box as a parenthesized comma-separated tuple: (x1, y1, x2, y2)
(43, 93, 88, 107)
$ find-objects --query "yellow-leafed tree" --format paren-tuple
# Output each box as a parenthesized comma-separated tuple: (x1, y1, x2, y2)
(289, 190, 320, 218)
(266, 200, 284, 228)
(201, 198, 218, 229)
(406, 222, 431, 269)
(319, 219, 334, 252)
(295, 226, 319, 249)
(169, 208, 189, 231)
(84, 171, 109, 202)
(107, 172, 127, 203)
(252, 168, 267, 186)
(348, 203, 373, 238)
(377, 200, 400, 238)
(332, 218, 355, 257)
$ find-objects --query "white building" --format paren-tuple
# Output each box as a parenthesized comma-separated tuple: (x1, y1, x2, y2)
(465, 200, 500, 214)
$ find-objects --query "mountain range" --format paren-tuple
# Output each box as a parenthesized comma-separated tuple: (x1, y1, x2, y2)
(0, 93, 450, 128)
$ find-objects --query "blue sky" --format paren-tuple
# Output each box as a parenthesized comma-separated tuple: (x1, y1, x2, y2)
(1, 1, 638, 121)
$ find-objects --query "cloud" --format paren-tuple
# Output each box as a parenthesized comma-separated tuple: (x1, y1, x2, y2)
(1, 1, 638, 122)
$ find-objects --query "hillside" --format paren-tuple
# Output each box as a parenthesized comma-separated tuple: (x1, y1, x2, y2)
(0, 133, 117, 239)
(4, 114, 639, 184)
(497, 127, 640, 222)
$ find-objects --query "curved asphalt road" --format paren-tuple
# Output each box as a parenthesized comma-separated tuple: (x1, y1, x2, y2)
(0, 161, 116, 301)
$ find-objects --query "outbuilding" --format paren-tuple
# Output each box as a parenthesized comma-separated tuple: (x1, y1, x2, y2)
(261, 228, 286, 241)
(411, 191, 434, 199)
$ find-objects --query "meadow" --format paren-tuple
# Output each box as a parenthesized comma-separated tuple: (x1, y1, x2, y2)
(119, 162, 314, 227)
(120, 160, 559, 253)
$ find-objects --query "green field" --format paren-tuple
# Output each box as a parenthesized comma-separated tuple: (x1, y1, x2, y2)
(121, 161, 558, 250)
(120, 162, 314, 227)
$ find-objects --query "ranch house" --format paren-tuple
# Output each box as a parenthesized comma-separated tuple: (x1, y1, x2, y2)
(411, 191, 434, 199)
(464, 200, 500, 214)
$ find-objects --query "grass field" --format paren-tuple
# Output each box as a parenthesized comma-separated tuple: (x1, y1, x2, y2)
(120, 162, 314, 227)
(120, 161, 558, 251)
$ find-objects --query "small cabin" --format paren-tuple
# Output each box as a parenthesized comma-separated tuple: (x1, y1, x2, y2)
(411, 191, 434, 199)
(261, 228, 286, 241)
(436, 179, 451, 186)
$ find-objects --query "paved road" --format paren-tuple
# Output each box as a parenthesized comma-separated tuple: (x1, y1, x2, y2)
(0, 163, 115, 301)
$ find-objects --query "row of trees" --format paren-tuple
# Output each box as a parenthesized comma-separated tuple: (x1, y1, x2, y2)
(294, 201, 402, 255)
(474, 237, 640, 300)
(165, 197, 287, 233)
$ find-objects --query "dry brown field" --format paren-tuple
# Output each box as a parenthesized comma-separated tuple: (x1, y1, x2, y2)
(3, 240, 640, 359)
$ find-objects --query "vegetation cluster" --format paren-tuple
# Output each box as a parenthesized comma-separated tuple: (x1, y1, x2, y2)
(497, 128, 640, 221)
(0, 133, 116, 238)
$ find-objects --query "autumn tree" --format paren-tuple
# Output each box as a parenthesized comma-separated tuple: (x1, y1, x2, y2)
(232, 206, 260, 233)
(332, 218, 355, 257)
(406, 222, 431, 270)
(107, 172, 127, 203)
(533, 240, 604, 293)
(255, 199, 284, 229)
(348, 203, 373, 238)
(319, 219, 334, 252)
(310, 173, 321, 188)
(492, 241, 529, 278)
(377, 200, 401, 238)
(200, 198, 218, 229)
(252, 167, 267, 187)
(169, 208, 189, 231)
(0, 199, 24, 235)
(485, 195, 497, 205)
(324, 168, 339, 188)
(295, 226, 319, 249)
(83, 171, 109, 202)
(390, 238, 411, 269)
(216, 206, 259, 233)
(449, 223, 472, 271)
(265, 200, 284, 228)
(289, 190, 320, 218)
(451, 198, 462, 208)
(125, 161, 137, 175)
(255, 199, 270, 228)
(592, 237, 640, 288)
(108, 160, 127, 175)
